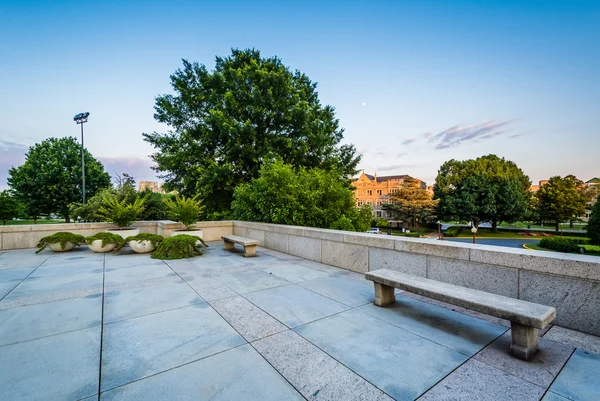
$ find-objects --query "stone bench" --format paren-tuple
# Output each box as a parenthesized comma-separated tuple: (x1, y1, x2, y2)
(365, 269, 556, 360)
(221, 235, 259, 257)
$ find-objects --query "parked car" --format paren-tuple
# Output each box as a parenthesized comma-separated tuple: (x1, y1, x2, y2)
(367, 227, 381, 234)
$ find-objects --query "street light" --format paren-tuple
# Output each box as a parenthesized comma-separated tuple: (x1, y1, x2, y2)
(471, 226, 478, 244)
(73, 112, 90, 203)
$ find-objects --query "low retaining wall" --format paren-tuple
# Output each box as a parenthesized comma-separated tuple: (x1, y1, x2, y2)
(233, 221, 600, 337)
(0, 220, 234, 250)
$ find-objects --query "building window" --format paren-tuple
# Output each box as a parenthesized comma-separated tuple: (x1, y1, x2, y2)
(376, 200, 381, 206)
(376, 189, 382, 195)
(366, 201, 372, 205)
(357, 200, 363, 206)
(376, 211, 382, 217)
(367, 190, 372, 196)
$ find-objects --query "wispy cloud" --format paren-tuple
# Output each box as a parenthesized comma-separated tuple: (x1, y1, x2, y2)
(98, 156, 159, 184)
(401, 137, 417, 145)
(379, 163, 421, 171)
(397, 152, 408, 158)
(0, 140, 28, 189)
(427, 120, 516, 150)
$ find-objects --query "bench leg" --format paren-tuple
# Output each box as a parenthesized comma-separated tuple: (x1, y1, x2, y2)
(374, 283, 396, 306)
(223, 241, 234, 251)
(244, 245, 257, 258)
(509, 322, 539, 361)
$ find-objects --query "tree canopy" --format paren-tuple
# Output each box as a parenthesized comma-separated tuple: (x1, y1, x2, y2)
(0, 190, 22, 225)
(8, 137, 111, 222)
(433, 154, 531, 230)
(144, 48, 360, 218)
(536, 175, 588, 232)
(231, 160, 371, 232)
(588, 198, 600, 245)
(383, 177, 438, 229)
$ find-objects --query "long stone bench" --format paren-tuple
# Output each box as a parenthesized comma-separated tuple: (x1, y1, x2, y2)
(221, 235, 259, 257)
(365, 269, 556, 360)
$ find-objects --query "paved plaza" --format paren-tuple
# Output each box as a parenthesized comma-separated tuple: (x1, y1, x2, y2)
(0, 243, 599, 400)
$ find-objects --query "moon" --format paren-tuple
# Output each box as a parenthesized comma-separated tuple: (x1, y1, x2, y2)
(362, 102, 367, 106)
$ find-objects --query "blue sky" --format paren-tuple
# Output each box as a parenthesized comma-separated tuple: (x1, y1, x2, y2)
(1, 0, 599, 189)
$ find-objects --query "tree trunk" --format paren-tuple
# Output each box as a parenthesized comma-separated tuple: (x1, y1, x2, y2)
(555, 221, 560, 233)
(569, 219, 574, 229)
(491, 219, 498, 233)
(65, 215, 71, 224)
(2, 220, 6, 225)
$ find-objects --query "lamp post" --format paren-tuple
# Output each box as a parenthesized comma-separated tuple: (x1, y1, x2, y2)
(73, 112, 90, 203)
(471, 226, 478, 244)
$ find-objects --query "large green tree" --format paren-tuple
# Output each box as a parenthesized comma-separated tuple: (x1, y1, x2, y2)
(0, 190, 22, 225)
(536, 175, 588, 232)
(8, 137, 111, 222)
(382, 177, 438, 230)
(588, 198, 600, 245)
(434, 154, 531, 231)
(231, 160, 370, 232)
(144, 48, 360, 218)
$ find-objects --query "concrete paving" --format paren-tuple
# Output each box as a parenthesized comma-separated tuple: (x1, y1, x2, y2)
(0, 243, 599, 400)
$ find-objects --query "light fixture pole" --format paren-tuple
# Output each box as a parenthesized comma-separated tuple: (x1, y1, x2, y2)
(73, 112, 90, 203)
(471, 226, 478, 244)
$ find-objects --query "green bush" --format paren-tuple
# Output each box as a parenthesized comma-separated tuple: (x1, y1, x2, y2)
(98, 195, 145, 228)
(588, 200, 600, 245)
(36, 232, 85, 254)
(330, 215, 356, 231)
(85, 232, 124, 248)
(151, 234, 208, 260)
(444, 226, 463, 237)
(539, 237, 589, 253)
(164, 195, 204, 230)
(118, 233, 164, 250)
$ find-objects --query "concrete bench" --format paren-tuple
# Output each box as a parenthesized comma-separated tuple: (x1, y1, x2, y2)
(365, 269, 556, 361)
(221, 235, 259, 257)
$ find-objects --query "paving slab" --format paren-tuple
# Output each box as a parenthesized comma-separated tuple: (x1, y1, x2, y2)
(181, 273, 238, 301)
(253, 330, 393, 401)
(295, 309, 468, 400)
(358, 295, 507, 356)
(245, 284, 349, 328)
(546, 349, 600, 401)
(419, 359, 545, 401)
(543, 325, 600, 355)
(300, 275, 375, 307)
(100, 344, 304, 401)
(0, 250, 48, 270)
(31, 262, 103, 278)
(0, 267, 36, 283)
(262, 262, 330, 283)
(100, 302, 246, 391)
(474, 331, 574, 388)
(0, 326, 100, 401)
(209, 295, 287, 342)
(542, 391, 570, 400)
(104, 262, 176, 285)
(0, 280, 20, 300)
(214, 269, 290, 294)
(0, 295, 102, 346)
(103, 281, 204, 323)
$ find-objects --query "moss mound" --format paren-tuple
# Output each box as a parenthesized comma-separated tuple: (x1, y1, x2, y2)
(36, 232, 85, 254)
(85, 232, 124, 248)
(151, 234, 208, 260)
(117, 233, 164, 251)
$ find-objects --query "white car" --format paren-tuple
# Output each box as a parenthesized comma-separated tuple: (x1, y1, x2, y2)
(367, 228, 381, 234)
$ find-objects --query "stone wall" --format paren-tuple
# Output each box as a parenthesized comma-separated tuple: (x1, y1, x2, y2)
(233, 221, 600, 337)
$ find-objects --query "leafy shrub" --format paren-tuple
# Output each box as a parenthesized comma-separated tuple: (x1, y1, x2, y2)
(164, 195, 204, 230)
(444, 226, 463, 237)
(151, 234, 208, 260)
(98, 195, 145, 228)
(588, 200, 600, 245)
(330, 215, 356, 231)
(539, 237, 589, 253)
(85, 232, 124, 248)
(36, 232, 85, 253)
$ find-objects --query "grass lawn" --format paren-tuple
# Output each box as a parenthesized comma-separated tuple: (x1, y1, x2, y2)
(3, 219, 66, 226)
(388, 227, 435, 238)
(453, 228, 587, 240)
(525, 242, 600, 257)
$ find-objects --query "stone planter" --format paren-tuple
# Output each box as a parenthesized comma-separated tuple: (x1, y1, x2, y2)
(170, 229, 204, 239)
(48, 242, 76, 252)
(129, 240, 157, 254)
(88, 240, 116, 253)
(106, 227, 140, 239)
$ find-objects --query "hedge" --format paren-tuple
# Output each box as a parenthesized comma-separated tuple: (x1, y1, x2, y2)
(539, 237, 589, 253)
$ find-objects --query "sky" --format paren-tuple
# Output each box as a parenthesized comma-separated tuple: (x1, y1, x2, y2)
(1, 0, 599, 190)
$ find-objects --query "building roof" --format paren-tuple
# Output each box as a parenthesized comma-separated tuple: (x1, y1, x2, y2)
(353, 173, 409, 182)
(587, 177, 600, 184)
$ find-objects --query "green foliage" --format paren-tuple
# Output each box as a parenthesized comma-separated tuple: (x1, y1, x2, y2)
(231, 160, 364, 231)
(85, 232, 125, 248)
(0, 190, 22, 225)
(539, 237, 589, 253)
(98, 195, 145, 228)
(434, 155, 531, 231)
(36, 232, 85, 254)
(118, 233, 164, 251)
(330, 215, 356, 231)
(374, 217, 389, 229)
(444, 226, 464, 237)
(536, 175, 589, 232)
(151, 234, 208, 260)
(8, 137, 111, 222)
(139, 190, 169, 221)
(588, 199, 600, 245)
(143, 48, 360, 218)
(164, 195, 204, 230)
(383, 177, 437, 229)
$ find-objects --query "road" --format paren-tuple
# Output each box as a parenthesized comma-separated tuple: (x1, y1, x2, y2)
(443, 238, 540, 249)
